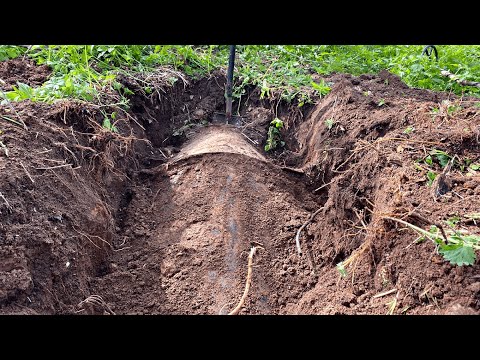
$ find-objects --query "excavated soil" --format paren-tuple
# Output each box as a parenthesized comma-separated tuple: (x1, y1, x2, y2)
(0, 60, 479, 315)
(0, 58, 51, 91)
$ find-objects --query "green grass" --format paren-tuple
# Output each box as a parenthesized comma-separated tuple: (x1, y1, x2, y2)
(1, 45, 480, 109)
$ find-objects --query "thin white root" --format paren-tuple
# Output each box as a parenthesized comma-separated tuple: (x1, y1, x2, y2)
(372, 288, 397, 299)
(35, 163, 73, 170)
(228, 246, 264, 315)
(314, 180, 334, 192)
(295, 207, 323, 255)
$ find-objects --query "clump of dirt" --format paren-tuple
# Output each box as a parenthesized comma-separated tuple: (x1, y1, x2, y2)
(0, 58, 51, 91)
(0, 59, 478, 315)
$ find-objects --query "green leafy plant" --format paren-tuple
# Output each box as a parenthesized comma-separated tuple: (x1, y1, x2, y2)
(102, 112, 118, 132)
(325, 118, 335, 130)
(0, 46, 25, 61)
(443, 100, 461, 115)
(385, 217, 480, 266)
(260, 79, 272, 99)
(2, 45, 480, 112)
(430, 107, 440, 118)
(378, 98, 386, 107)
(429, 149, 452, 168)
(311, 79, 331, 97)
(264, 118, 285, 152)
(3, 83, 36, 102)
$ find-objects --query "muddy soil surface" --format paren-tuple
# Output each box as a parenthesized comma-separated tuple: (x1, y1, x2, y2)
(0, 59, 479, 315)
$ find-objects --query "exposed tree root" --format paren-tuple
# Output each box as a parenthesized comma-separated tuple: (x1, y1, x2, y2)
(228, 246, 264, 315)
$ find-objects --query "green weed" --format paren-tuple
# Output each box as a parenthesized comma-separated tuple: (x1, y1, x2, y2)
(102, 112, 118, 132)
(264, 118, 284, 152)
(311, 79, 331, 97)
(0, 46, 25, 61)
(325, 118, 335, 130)
(430, 149, 451, 168)
(336, 262, 347, 277)
(2, 45, 480, 110)
(385, 216, 480, 266)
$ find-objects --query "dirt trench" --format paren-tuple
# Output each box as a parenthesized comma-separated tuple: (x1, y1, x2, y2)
(90, 126, 320, 314)
(1, 60, 479, 315)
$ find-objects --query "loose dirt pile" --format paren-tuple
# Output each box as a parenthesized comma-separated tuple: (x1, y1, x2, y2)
(0, 60, 479, 314)
(0, 58, 50, 92)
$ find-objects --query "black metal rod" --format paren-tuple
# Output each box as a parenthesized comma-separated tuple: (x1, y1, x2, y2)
(422, 45, 438, 62)
(225, 45, 236, 122)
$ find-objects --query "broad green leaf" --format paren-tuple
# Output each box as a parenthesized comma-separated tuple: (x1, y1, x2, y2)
(425, 155, 433, 166)
(430, 149, 451, 168)
(436, 154, 451, 168)
(461, 234, 480, 244)
(439, 244, 476, 266)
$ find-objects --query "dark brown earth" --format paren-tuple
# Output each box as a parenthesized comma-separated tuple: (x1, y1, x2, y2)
(0, 58, 51, 91)
(0, 59, 479, 315)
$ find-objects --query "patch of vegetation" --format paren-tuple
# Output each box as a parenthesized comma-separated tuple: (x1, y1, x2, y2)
(386, 216, 480, 266)
(0, 46, 25, 61)
(102, 112, 118, 132)
(429, 149, 452, 168)
(311, 79, 331, 97)
(264, 118, 284, 152)
(1, 45, 480, 112)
